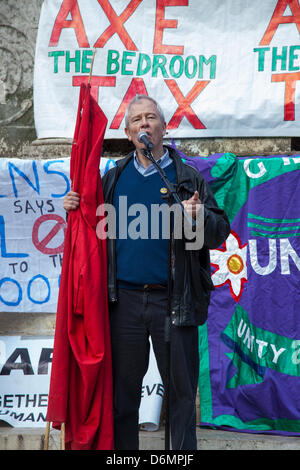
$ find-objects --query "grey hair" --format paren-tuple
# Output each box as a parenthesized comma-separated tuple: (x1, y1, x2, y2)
(125, 94, 165, 128)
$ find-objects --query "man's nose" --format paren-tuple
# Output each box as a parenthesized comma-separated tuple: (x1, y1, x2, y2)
(140, 116, 149, 128)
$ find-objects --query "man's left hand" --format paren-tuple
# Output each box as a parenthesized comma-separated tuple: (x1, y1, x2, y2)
(182, 191, 202, 219)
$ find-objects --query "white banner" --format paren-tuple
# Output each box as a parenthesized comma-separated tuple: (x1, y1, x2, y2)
(0, 336, 163, 429)
(0, 157, 115, 313)
(34, 0, 300, 139)
(0, 156, 163, 429)
(0, 336, 53, 427)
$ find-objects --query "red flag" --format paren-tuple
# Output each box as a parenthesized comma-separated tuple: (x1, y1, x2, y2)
(46, 83, 114, 450)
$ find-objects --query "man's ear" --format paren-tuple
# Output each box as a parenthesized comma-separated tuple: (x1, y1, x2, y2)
(162, 122, 167, 137)
(125, 127, 132, 141)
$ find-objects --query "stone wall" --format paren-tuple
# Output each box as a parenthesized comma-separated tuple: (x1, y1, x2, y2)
(1, 0, 41, 157)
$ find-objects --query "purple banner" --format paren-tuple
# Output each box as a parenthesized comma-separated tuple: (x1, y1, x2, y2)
(185, 151, 300, 435)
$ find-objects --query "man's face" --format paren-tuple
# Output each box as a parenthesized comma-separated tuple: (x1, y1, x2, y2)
(125, 99, 166, 154)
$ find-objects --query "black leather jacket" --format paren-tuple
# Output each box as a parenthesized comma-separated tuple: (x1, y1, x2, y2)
(102, 146, 230, 326)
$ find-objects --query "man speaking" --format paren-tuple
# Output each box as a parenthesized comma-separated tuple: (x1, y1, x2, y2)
(64, 94, 230, 450)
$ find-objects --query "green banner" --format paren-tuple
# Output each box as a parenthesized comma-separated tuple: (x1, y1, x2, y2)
(221, 305, 300, 389)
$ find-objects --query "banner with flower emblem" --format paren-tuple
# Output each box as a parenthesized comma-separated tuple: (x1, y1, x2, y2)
(181, 149, 300, 435)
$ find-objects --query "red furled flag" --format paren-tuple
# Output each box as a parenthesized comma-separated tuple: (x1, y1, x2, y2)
(46, 83, 114, 450)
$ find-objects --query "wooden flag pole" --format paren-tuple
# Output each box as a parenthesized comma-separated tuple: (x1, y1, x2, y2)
(44, 421, 50, 450)
(44, 421, 66, 450)
(60, 423, 66, 450)
(88, 48, 96, 84)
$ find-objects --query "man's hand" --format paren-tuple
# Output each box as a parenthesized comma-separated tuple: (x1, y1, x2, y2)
(63, 191, 80, 212)
(182, 191, 202, 219)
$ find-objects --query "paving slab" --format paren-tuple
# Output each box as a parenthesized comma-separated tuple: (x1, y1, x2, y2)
(1, 426, 300, 451)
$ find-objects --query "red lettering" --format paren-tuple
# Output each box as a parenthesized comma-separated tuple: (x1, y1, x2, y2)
(153, 0, 188, 55)
(259, 0, 300, 46)
(272, 72, 300, 120)
(94, 0, 142, 50)
(49, 0, 89, 47)
(72, 76, 116, 102)
(110, 78, 148, 129)
(165, 80, 209, 129)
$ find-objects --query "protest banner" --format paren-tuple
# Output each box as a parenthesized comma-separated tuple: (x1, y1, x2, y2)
(181, 150, 300, 435)
(0, 335, 163, 429)
(1, 151, 300, 434)
(34, 0, 300, 140)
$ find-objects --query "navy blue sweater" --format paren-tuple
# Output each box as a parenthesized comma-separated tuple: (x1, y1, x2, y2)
(113, 158, 176, 287)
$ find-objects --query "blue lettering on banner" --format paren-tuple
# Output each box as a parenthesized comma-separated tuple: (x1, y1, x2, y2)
(8, 162, 40, 198)
(43, 160, 70, 198)
(0, 157, 117, 311)
(0, 278, 22, 306)
(104, 159, 116, 174)
(27, 275, 50, 304)
(0, 216, 28, 258)
(0, 274, 51, 306)
(3, 158, 115, 200)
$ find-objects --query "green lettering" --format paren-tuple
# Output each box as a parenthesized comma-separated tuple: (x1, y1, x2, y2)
(81, 50, 93, 73)
(272, 46, 287, 72)
(121, 51, 136, 75)
(106, 50, 120, 74)
(48, 51, 65, 73)
(253, 47, 270, 72)
(169, 55, 184, 78)
(65, 50, 81, 73)
(289, 45, 300, 72)
(199, 55, 216, 79)
(152, 55, 169, 78)
(185, 55, 197, 79)
(137, 53, 151, 76)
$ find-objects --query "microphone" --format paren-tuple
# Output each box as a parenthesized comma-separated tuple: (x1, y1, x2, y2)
(137, 131, 154, 150)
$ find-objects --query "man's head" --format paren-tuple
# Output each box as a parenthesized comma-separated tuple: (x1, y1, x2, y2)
(125, 95, 167, 158)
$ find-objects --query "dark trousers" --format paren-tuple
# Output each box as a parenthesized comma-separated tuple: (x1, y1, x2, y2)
(109, 288, 199, 450)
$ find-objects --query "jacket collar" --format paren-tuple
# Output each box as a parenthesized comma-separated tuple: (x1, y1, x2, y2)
(167, 145, 195, 187)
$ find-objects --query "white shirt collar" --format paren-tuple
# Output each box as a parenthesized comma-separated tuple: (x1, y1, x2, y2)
(133, 147, 171, 176)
